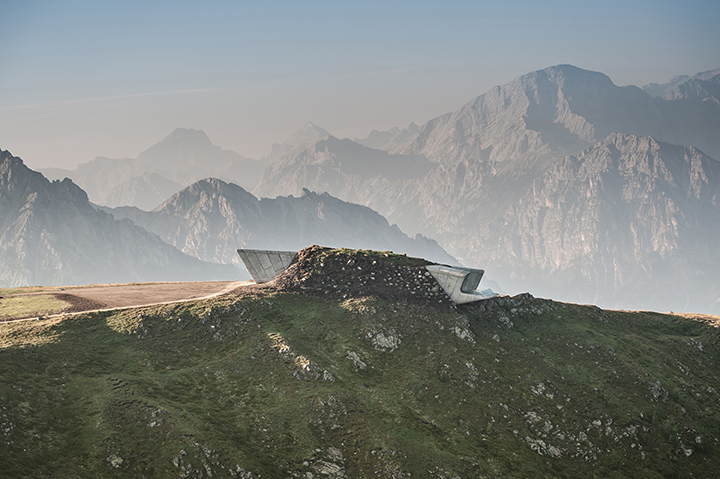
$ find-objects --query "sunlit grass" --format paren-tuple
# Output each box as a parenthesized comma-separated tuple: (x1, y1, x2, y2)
(0, 294, 72, 320)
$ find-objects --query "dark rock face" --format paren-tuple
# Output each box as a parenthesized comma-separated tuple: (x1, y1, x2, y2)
(0, 150, 237, 287)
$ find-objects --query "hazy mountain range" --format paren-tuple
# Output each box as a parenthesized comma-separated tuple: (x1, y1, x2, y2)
(0, 150, 238, 287)
(642, 66, 720, 103)
(41, 128, 266, 211)
(1, 152, 457, 287)
(6, 64, 720, 313)
(98, 178, 457, 267)
(252, 65, 720, 314)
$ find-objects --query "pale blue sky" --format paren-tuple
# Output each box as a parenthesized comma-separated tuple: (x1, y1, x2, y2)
(1, 0, 718, 168)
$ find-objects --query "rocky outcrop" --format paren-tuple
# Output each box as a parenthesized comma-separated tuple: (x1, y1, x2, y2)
(270, 245, 453, 305)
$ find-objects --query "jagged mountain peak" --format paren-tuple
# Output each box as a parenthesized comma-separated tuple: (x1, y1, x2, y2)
(389, 64, 679, 168)
(107, 177, 458, 267)
(299, 121, 330, 135)
(155, 177, 258, 213)
(282, 122, 332, 148)
(643, 67, 720, 97)
(0, 153, 237, 287)
(1, 150, 89, 206)
(519, 64, 616, 88)
(694, 67, 720, 82)
(573, 133, 720, 198)
(122, 128, 263, 192)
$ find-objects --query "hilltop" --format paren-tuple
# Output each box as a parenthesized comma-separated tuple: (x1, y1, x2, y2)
(1, 247, 718, 478)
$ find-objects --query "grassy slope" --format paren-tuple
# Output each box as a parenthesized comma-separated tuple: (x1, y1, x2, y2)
(0, 295, 73, 321)
(0, 286, 719, 478)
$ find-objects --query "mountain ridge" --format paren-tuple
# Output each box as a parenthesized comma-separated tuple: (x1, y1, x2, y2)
(0, 150, 238, 287)
(102, 177, 460, 269)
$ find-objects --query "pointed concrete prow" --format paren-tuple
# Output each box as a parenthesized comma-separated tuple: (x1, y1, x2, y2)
(425, 265, 497, 304)
(236, 249, 297, 284)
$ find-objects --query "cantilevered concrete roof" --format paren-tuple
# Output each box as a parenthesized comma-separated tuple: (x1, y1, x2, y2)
(236, 249, 297, 283)
(425, 265, 497, 304)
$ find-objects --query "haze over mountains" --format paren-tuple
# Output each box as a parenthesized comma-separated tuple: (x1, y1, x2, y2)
(41, 128, 265, 211)
(5, 64, 720, 313)
(99, 179, 457, 267)
(642, 66, 720, 103)
(253, 65, 720, 314)
(0, 151, 237, 287)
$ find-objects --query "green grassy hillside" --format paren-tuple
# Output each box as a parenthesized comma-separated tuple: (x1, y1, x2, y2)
(1, 248, 719, 478)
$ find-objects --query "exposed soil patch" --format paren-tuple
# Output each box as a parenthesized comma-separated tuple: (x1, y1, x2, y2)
(0, 281, 246, 321)
(63, 281, 244, 309)
(53, 293, 107, 314)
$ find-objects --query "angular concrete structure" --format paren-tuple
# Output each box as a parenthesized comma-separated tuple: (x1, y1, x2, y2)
(236, 249, 297, 284)
(425, 265, 497, 304)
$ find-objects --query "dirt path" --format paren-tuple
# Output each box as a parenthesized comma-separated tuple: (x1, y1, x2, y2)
(0, 280, 252, 323)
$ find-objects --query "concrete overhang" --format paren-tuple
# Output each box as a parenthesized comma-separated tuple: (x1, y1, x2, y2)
(425, 265, 497, 304)
(236, 249, 297, 284)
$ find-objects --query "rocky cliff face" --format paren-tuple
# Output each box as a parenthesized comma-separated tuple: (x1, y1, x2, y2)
(481, 134, 720, 312)
(103, 178, 459, 268)
(0, 150, 238, 287)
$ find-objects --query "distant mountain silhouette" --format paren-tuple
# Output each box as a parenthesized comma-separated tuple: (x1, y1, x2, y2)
(41, 128, 265, 210)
